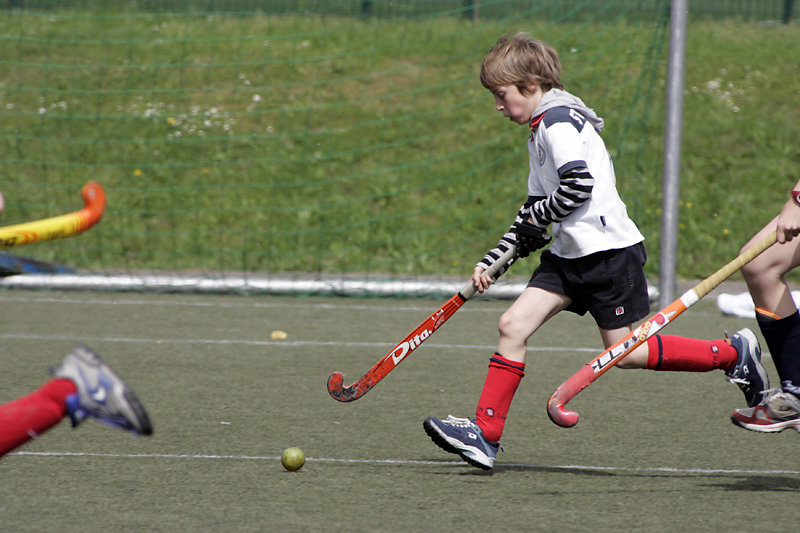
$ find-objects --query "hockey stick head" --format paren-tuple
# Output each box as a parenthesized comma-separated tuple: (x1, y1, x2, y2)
(327, 371, 372, 403)
(546, 392, 579, 428)
(78, 181, 106, 228)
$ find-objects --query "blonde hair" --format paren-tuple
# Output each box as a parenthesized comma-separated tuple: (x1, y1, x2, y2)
(480, 33, 564, 94)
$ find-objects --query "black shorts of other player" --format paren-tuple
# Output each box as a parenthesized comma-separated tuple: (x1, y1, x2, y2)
(528, 242, 650, 330)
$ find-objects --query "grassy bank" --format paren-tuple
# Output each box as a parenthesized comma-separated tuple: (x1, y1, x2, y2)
(0, 11, 797, 280)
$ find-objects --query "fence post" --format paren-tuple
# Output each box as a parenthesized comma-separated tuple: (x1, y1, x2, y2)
(464, 0, 479, 23)
(784, 0, 794, 24)
(659, 0, 688, 307)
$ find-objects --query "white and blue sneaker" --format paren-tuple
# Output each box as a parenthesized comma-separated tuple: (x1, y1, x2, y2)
(423, 415, 500, 470)
(725, 328, 769, 407)
(52, 345, 153, 436)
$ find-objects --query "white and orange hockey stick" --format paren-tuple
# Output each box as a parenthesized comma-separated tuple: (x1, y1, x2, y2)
(547, 230, 778, 428)
(328, 245, 517, 402)
(0, 181, 106, 249)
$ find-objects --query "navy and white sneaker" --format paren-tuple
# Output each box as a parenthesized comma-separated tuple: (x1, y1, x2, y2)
(423, 415, 500, 470)
(725, 328, 769, 407)
(52, 345, 153, 435)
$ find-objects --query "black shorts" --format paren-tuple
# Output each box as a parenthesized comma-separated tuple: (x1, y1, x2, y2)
(527, 242, 650, 329)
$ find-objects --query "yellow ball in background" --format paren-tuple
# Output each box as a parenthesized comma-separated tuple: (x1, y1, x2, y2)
(281, 447, 305, 471)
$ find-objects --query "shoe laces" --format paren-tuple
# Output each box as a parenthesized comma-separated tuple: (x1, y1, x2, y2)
(445, 415, 476, 427)
(444, 415, 503, 450)
(754, 386, 782, 404)
(726, 376, 749, 386)
(726, 368, 754, 387)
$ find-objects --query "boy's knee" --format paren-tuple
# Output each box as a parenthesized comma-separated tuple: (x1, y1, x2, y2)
(740, 259, 759, 283)
(498, 310, 525, 339)
(497, 311, 514, 335)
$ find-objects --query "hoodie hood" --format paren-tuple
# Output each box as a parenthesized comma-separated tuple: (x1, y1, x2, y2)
(531, 88, 604, 133)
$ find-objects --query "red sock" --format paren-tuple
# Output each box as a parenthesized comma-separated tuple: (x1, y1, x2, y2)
(645, 334, 737, 372)
(0, 378, 77, 457)
(475, 353, 524, 443)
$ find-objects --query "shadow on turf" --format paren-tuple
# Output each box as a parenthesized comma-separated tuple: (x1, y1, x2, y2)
(704, 475, 800, 493)
(494, 464, 616, 476)
(431, 463, 800, 490)
(426, 462, 617, 477)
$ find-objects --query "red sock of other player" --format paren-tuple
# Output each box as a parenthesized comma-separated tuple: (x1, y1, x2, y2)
(645, 334, 737, 372)
(0, 378, 77, 457)
(475, 353, 525, 443)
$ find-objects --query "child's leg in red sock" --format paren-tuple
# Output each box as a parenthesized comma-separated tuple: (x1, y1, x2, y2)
(475, 354, 525, 442)
(0, 378, 77, 457)
(645, 334, 737, 372)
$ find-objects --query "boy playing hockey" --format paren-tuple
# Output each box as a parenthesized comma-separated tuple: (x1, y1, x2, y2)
(423, 34, 768, 469)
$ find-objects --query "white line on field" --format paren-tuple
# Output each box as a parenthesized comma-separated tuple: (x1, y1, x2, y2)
(0, 332, 599, 353)
(10, 451, 800, 476)
(0, 294, 507, 313)
(0, 293, 729, 317)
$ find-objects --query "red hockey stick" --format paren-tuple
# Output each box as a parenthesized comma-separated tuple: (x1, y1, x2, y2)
(327, 245, 517, 402)
(547, 230, 777, 428)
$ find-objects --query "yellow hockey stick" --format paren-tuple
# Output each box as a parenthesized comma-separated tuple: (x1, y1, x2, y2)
(547, 230, 777, 427)
(0, 182, 106, 249)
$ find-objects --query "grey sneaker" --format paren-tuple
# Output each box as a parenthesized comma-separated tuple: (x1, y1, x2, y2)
(725, 328, 769, 407)
(731, 386, 800, 433)
(52, 345, 153, 435)
(423, 415, 499, 470)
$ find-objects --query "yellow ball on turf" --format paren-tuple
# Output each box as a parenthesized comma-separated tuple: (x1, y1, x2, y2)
(281, 447, 305, 471)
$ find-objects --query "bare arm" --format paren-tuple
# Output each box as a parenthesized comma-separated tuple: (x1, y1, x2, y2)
(777, 178, 800, 244)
